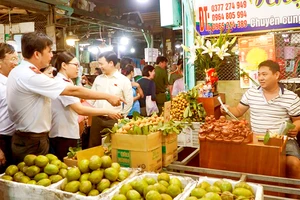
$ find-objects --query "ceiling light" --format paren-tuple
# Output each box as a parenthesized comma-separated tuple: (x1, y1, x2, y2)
(66, 31, 79, 46)
(88, 46, 100, 54)
(130, 48, 135, 53)
(175, 44, 181, 49)
(120, 36, 129, 45)
(137, 0, 148, 2)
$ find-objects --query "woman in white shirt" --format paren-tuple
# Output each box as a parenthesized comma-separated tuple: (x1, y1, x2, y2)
(49, 52, 122, 160)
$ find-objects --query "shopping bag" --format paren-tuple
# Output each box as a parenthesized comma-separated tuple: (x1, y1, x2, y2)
(146, 95, 159, 116)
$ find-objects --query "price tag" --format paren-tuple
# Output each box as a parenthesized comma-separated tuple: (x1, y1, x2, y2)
(164, 101, 172, 122)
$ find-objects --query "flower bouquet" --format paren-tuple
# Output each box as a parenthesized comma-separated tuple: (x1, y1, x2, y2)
(182, 30, 237, 95)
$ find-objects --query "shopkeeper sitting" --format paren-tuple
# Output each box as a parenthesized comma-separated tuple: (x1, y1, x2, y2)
(221, 60, 300, 189)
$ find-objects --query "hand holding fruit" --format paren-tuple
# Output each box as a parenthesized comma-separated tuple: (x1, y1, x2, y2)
(108, 112, 123, 120)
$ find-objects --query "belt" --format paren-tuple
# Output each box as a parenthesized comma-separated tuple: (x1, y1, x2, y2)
(0, 134, 12, 139)
(15, 130, 48, 138)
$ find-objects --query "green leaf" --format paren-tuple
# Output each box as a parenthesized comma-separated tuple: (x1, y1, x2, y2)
(172, 127, 180, 134)
(104, 134, 111, 144)
(100, 128, 113, 134)
(184, 106, 189, 118)
(132, 111, 140, 120)
(193, 102, 197, 111)
(188, 107, 193, 117)
(67, 152, 73, 158)
(142, 126, 149, 135)
(111, 126, 118, 134)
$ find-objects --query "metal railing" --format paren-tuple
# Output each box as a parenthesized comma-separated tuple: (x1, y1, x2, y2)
(166, 163, 300, 200)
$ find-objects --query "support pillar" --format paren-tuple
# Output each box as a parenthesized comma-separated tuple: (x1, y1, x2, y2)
(182, 0, 195, 90)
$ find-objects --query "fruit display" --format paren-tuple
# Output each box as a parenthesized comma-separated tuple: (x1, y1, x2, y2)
(199, 116, 253, 143)
(57, 155, 133, 197)
(1, 154, 67, 186)
(107, 172, 195, 200)
(107, 114, 190, 136)
(170, 86, 206, 122)
(182, 177, 263, 200)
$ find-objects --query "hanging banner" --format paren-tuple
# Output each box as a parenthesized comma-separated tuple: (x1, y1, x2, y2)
(194, 0, 300, 35)
(238, 35, 275, 88)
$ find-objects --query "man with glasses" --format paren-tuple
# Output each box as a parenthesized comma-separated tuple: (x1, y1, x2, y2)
(6, 32, 125, 163)
(0, 43, 18, 172)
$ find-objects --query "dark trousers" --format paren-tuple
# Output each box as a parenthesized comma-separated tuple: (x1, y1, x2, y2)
(140, 107, 147, 117)
(0, 135, 12, 173)
(12, 131, 49, 164)
(156, 93, 167, 115)
(88, 116, 117, 148)
(50, 137, 78, 161)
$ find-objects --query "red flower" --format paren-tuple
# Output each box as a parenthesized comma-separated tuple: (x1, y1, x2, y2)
(114, 83, 118, 86)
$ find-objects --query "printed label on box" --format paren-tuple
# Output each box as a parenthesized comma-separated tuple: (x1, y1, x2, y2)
(117, 149, 131, 168)
(162, 145, 166, 154)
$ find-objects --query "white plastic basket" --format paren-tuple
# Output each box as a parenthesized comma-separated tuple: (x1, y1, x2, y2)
(102, 172, 196, 200)
(181, 176, 264, 200)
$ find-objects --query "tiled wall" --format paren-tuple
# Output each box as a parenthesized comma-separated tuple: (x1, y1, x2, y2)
(218, 80, 250, 121)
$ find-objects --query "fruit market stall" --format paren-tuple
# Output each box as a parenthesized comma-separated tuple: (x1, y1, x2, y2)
(198, 116, 286, 177)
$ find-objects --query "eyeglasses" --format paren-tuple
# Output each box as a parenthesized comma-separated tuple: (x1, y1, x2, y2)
(10, 57, 19, 63)
(2, 57, 19, 63)
(68, 62, 79, 67)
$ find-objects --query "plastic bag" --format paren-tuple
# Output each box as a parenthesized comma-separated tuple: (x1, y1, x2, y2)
(145, 95, 159, 116)
(278, 121, 296, 135)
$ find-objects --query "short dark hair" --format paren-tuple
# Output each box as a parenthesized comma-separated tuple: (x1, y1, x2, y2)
(21, 32, 53, 59)
(0, 43, 15, 59)
(98, 51, 118, 66)
(50, 51, 75, 74)
(258, 60, 280, 73)
(120, 57, 133, 70)
(142, 65, 155, 77)
(121, 64, 134, 76)
(177, 59, 183, 70)
(156, 56, 168, 65)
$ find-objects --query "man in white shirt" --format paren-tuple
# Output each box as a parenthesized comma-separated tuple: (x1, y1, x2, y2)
(7, 32, 124, 163)
(0, 43, 18, 172)
(88, 51, 133, 148)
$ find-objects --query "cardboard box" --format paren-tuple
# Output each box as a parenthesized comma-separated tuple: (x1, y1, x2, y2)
(162, 133, 178, 167)
(63, 146, 104, 167)
(111, 131, 162, 172)
(63, 157, 78, 167)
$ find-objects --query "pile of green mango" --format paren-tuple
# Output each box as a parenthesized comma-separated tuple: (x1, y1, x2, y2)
(60, 155, 130, 196)
(112, 172, 185, 200)
(1, 154, 66, 186)
(186, 180, 255, 200)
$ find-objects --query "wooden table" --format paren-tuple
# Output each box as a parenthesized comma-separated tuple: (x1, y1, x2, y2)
(199, 135, 287, 177)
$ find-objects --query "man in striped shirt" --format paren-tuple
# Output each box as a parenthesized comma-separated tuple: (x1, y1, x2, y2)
(222, 60, 300, 193)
